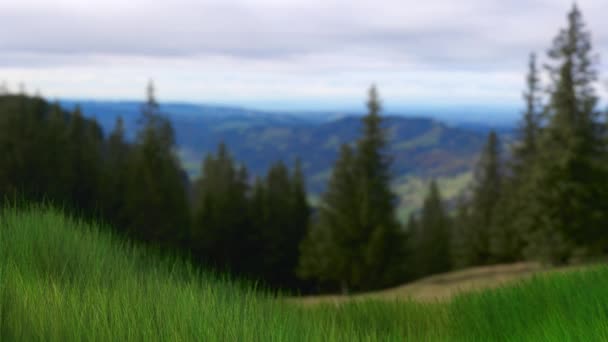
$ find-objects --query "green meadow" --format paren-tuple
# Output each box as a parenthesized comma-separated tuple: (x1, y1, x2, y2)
(2, 206, 608, 341)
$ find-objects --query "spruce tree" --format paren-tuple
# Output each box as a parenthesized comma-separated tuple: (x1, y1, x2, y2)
(412, 180, 451, 277)
(257, 160, 308, 289)
(191, 143, 250, 272)
(457, 131, 502, 267)
(66, 106, 103, 216)
(523, 5, 608, 263)
(489, 54, 542, 263)
(43, 102, 72, 206)
(285, 159, 312, 286)
(355, 86, 406, 289)
(450, 195, 473, 269)
(298, 144, 359, 293)
(102, 116, 132, 232)
(298, 86, 406, 293)
(125, 81, 190, 245)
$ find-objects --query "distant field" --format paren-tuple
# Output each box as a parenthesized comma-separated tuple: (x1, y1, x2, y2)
(3, 206, 608, 341)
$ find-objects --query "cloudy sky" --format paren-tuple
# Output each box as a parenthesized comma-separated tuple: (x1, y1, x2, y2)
(1, 0, 607, 114)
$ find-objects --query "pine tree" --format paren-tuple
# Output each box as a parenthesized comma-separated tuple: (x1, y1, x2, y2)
(298, 144, 359, 293)
(355, 86, 406, 290)
(191, 143, 250, 272)
(43, 102, 72, 206)
(125, 81, 190, 245)
(523, 5, 608, 263)
(489, 54, 542, 263)
(285, 159, 311, 286)
(66, 105, 103, 216)
(457, 131, 502, 267)
(257, 160, 306, 289)
(450, 195, 473, 269)
(102, 116, 132, 232)
(298, 86, 406, 293)
(412, 180, 451, 277)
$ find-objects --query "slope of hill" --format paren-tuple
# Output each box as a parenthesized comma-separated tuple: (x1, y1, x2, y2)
(3, 206, 608, 341)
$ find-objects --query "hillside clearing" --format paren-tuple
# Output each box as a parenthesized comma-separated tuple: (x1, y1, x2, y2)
(293, 261, 584, 305)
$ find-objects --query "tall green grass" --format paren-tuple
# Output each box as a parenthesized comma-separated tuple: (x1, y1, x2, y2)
(2, 206, 608, 341)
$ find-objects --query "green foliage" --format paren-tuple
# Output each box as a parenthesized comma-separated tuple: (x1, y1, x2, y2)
(454, 131, 502, 267)
(101, 117, 132, 232)
(124, 81, 190, 245)
(489, 54, 542, 264)
(192, 143, 252, 272)
(298, 144, 358, 292)
(299, 86, 407, 293)
(520, 5, 608, 264)
(411, 180, 451, 277)
(191, 143, 311, 290)
(65, 106, 103, 215)
(250, 160, 311, 290)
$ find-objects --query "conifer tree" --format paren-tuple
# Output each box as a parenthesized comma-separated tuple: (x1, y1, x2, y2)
(285, 159, 311, 284)
(457, 131, 502, 267)
(298, 144, 358, 293)
(256, 160, 310, 289)
(43, 102, 72, 205)
(125, 81, 190, 245)
(489, 54, 542, 263)
(299, 86, 406, 293)
(523, 5, 608, 263)
(102, 116, 131, 232)
(191, 143, 250, 271)
(66, 106, 103, 215)
(412, 180, 451, 277)
(450, 195, 473, 268)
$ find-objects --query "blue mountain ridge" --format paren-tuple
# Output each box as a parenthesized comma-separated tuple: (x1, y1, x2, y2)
(60, 100, 515, 196)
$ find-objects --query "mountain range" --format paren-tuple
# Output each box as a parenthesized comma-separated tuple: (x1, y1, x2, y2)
(61, 100, 515, 220)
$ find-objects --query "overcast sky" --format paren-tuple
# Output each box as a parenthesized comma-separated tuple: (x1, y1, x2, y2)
(1, 0, 607, 113)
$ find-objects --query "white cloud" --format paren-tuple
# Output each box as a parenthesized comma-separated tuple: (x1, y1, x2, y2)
(0, 0, 606, 111)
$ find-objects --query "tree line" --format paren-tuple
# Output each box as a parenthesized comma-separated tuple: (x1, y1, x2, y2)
(0, 4, 606, 294)
(0, 82, 311, 292)
(402, 4, 608, 282)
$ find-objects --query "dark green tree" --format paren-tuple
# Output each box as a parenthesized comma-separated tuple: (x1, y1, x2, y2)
(191, 143, 250, 272)
(298, 86, 406, 293)
(101, 116, 132, 232)
(523, 5, 608, 264)
(125, 81, 190, 245)
(489, 54, 543, 263)
(66, 106, 103, 216)
(298, 144, 359, 293)
(42, 102, 72, 205)
(457, 131, 502, 267)
(450, 195, 473, 268)
(411, 180, 451, 277)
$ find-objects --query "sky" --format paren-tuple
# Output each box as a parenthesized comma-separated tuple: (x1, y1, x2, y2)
(1, 0, 607, 117)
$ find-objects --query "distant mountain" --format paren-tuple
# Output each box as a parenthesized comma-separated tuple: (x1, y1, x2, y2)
(62, 100, 513, 219)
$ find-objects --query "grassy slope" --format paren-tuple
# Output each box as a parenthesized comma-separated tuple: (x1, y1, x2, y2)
(3, 207, 608, 341)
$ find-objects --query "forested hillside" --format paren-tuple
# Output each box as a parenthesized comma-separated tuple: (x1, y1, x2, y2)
(1, 4, 607, 297)
(62, 100, 490, 192)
